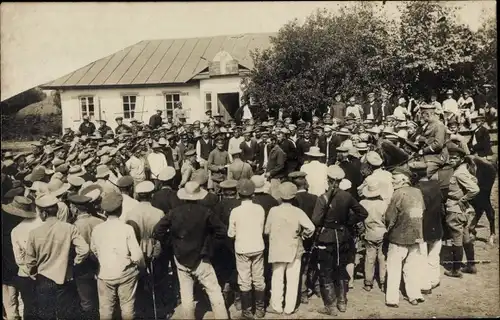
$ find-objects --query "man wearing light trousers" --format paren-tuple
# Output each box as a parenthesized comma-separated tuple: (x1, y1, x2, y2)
(265, 182, 315, 315)
(384, 166, 426, 307)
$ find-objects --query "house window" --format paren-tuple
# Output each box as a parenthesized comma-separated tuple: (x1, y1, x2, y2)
(80, 96, 95, 120)
(165, 93, 180, 118)
(122, 95, 136, 119)
(205, 92, 212, 113)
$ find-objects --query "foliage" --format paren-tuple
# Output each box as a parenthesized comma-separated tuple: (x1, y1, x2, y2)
(243, 2, 497, 113)
(0, 87, 47, 115)
(1, 113, 62, 141)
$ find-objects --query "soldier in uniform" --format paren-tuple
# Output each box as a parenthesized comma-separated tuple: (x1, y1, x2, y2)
(416, 104, 448, 180)
(97, 120, 112, 137)
(79, 115, 96, 136)
(312, 165, 368, 315)
(444, 146, 480, 278)
(115, 117, 131, 135)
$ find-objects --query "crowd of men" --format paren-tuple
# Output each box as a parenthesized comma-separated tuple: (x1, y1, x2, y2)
(1, 88, 498, 320)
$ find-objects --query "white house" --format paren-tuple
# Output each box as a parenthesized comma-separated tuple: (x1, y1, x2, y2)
(40, 33, 275, 132)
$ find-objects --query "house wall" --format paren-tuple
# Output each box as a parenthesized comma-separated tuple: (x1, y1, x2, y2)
(59, 75, 246, 133)
(59, 84, 202, 132)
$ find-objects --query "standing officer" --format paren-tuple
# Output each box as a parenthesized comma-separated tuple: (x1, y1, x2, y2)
(444, 146, 480, 278)
(311, 165, 368, 315)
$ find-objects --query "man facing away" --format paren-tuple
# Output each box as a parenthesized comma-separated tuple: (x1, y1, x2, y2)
(265, 181, 315, 315)
(91, 192, 145, 320)
(228, 179, 266, 319)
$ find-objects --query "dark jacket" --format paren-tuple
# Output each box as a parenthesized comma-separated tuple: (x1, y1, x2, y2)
(253, 193, 279, 218)
(240, 140, 259, 163)
(279, 139, 299, 174)
(256, 142, 270, 172)
(311, 189, 368, 245)
(330, 102, 346, 120)
(115, 124, 131, 135)
(380, 101, 395, 120)
(149, 114, 163, 129)
(362, 101, 382, 123)
(267, 144, 287, 179)
(152, 202, 226, 269)
(317, 135, 342, 165)
(98, 125, 112, 136)
(339, 158, 363, 200)
(468, 126, 492, 157)
(296, 138, 313, 166)
(151, 187, 182, 215)
(79, 121, 96, 136)
(417, 180, 444, 242)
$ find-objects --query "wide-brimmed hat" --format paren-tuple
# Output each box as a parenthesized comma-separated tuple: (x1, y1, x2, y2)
(47, 179, 71, 197)
(355, 142, 369, 151)
(68, 165, 85, 176)
(79, 184, 103, 202)
(237, 179, 255, 196)
(366, 151, 383, 166)
(339, 179, 352, 191)
(158, 167, 176, 182)
(362, 176, 381, 198)
(99, 155, 112, 165)
(2, 196, 36, 218)
(336, 128, 352, 136)
(26, 166, 47, 182)
(190, 169, 209, 185)
(177, 181, 207, 201)
(327, 165, 345, 180)
(305, 146, 325, 157)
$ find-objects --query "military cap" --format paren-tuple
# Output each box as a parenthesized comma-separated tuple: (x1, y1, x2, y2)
(220, 179, 238, 189)
(288, 171, 307, 179)
(135, 180, 155, 194)
(392, 166, 412, 178)
(158, 167, 176, 182)
(408, 161, 427, 171)
(115, 117, 123, 121)
(101, 192, 123, 212)
(68, 175, 85, 187)
(447, 145, 466, 157)
(327, 165, 345, 180)
(185, 149, 196, 157)
(279, 182, 298, 200)
(237, 179, 255, 196)
(116, 176, 134, 188)
(366, 151, 383, 166)
(67, 194, 92, 205)
(35, 194, 59, 208)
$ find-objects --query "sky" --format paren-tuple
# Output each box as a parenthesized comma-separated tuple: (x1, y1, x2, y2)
(0, 1, 496, 101)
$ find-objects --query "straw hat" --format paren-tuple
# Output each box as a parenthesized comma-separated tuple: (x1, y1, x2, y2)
(366, 151, 383, 166)
(305, 146, 325, 157)
(68, 165, 85, 177)
(158, 167, 176, 182)
(79, 184, 103, 202)
(339, 179, 352, 191)
(99, 155, 112, 165)
(47, 179, 71, 197)
(327, 165, 345, 180)
(95, 165, 111, 179)
(336, 128, 352, 136)
(237, 179, 255, 196)
(177, 181, 207, 201)
(2, 196, 36, 218)
(362, 176, 381, 198)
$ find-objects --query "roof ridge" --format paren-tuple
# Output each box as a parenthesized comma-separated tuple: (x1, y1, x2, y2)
(142, 32, 277, 42)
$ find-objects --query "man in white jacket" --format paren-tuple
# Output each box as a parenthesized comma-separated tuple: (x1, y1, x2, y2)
(300, 147, 328, 196)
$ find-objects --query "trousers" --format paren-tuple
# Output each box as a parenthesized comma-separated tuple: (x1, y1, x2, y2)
(235, 251, 266, 292)
(270, 257, 302, 314)
(97, 272, 138, 320)
(15, 276, 35, 319)
(419, 240, 442, 290)
(2, 284, 22, 320)
(385, 243, 423, 305)
(175, 257, 228, 320)
(34, 275, 75, 320)
(445, 207, 472, 246)
(364, 239, 386, 286)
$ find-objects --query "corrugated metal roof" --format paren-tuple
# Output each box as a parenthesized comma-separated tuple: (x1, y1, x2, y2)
(42, 33, 276, 89)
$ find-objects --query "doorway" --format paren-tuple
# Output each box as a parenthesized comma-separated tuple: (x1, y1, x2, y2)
(217, 93, 240, 121)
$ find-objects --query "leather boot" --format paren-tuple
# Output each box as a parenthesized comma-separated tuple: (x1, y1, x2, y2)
(318, 283, 337, 316)
(462, 242, 477, 274)
(234, 290, 242, 311)
(336, 280, 348, 313)
(444, 245, 463, 278)
(240, 291, 254, 319)
(254, 290, 266, 318)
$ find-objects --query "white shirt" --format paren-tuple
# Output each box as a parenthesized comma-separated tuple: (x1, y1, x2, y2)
(228, 136, 244, 156)
(196, 138, 212, 163)
(392, 106, 408, 119)
(147, 152, 168, 178)
(120, 194, 140, 222)
(301, 161, 328, 196)
(242, 105, 253, 120)
(11, 217, 44, 277)
(359, 168, 394, 202)
(125, 156, 146, 182)
(345, 106, 361, 119)
(442, 98, 459, 116)
(228, 200, 265, 254)
(263, 143, 269, 168)
(91, 216, 145, 281)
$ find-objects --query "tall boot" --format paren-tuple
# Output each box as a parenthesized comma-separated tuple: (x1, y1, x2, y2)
(254, 290, 266, 318)
(318, 283, 337, 316)
(336, 280, 348, 313)
(240, 291, 254, 319)
(444, 245, 463, 278)
(233, 290, 242, 311)
(462, 242, 477, 274)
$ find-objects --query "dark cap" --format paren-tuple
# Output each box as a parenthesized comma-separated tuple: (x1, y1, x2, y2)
(220, 179, 238, 189)
(100, 192, 123, 212)
(67, 194, 92, 205)
(391, 166, 412, 178)
(116, 176, 134, 188)
(448, 145, 466, 157)
(288, 171, 307, 179)
(115, 117, 123, 121)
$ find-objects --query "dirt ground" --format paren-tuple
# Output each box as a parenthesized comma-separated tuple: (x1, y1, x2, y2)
(171, 179, 500, 319)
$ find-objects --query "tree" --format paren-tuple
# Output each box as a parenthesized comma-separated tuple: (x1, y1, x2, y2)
(242, 3, 397, 116)
(473, 14, 497, 88)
